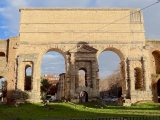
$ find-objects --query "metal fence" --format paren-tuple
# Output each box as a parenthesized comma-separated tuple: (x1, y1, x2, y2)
(41, 116, 160, 120)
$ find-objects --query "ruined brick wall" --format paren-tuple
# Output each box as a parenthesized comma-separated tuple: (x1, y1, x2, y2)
(0, 40, 8, 77)
(0, 37, 19, 103)
(145, 40, 160, 102)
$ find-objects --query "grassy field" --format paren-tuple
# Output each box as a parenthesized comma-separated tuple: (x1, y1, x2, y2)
(0, 101, 160, 120)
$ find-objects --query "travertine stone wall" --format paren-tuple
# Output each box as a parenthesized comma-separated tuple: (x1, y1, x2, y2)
(0, 8, 159, 103)
(19, 8, 145, 43)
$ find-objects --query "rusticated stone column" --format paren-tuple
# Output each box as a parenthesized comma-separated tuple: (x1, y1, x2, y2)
(142, 56, 148, 91)
(120, 60, 126, 96)
(129, 60, 135, 92)
(16, 58, 23, 90)
(30, 60, 41, 102)
(125, 58, 130, 98)
(70, 53, 76, 98)
(66, 54, 71, 99)
(32, 60, 38, 91)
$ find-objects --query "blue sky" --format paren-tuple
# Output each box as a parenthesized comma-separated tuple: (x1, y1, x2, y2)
(39, 51, 120, 78)
(0, 0, 160, 39)
(0, 0, 160, 86)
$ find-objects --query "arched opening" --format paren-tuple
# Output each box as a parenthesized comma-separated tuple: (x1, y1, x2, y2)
(0, 52, 5, 57)
(25, 66, 32, 91)
(78, 69, 87, 87)
(41, 51, 65, 100)
(152, 51, 160, 74)
(134, 67, 143, 90)
(0, 77, 7, 103)
(98, 49, 123, 100)
(79, 91, 88, 102)
(152, 51, 160, 102)
(157, 79, 160, 103)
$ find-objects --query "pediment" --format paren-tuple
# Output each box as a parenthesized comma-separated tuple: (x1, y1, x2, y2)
(70, 44, 98, 53)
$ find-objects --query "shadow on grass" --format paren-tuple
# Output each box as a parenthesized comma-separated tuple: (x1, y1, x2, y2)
(0, 102, 160, 120)
(77, 101, 160, 110)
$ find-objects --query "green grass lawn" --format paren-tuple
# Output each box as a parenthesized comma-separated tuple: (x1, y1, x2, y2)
(0, 101, 160, 120)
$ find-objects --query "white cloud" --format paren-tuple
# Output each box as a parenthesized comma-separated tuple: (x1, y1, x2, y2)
(0, 26, 7, 29)
(4, 31, 9, 36)
(28, 0, 92, 7)
(42, 54, 59, 60)
(0, 0, 160, 39)
(41, 53, 65, 76)
(98, 51, 120, 78)
(0, 7, 5, 12)
(96, 0, 153, 8)
(0, 0, 29, 36)
(6, 0, 29, 8)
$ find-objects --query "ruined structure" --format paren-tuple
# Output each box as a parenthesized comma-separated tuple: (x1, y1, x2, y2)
(0, 8, 160, 103)
(57, 73, 67, 100)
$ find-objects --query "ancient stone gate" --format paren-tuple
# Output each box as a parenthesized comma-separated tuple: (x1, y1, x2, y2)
(0, 8, 160, 103)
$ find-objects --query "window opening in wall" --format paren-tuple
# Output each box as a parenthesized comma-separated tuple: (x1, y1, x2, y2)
(0, 52, 5, 57)
(78, 69, 86, 87)
(134, 67, 143, 90)
(25, 66, 32, 91)
(152, 51, 160, 74)
(157, 79, 160, 103)
(79, 91, 88, 102)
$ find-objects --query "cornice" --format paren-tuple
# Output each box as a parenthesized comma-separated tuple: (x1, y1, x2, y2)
(19, 8, 140, 12)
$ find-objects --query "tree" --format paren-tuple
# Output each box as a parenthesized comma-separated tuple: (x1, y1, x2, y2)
(99, 65, 123, 98)
(40, 78, 51, 98)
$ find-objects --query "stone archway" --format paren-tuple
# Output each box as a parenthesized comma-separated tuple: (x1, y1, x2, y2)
(36, 48, 67, 102)
(39, 48, 67, 73)
(98, 47, 126, 98)
(98, 47, 125, 61)
(1, 8, 157, 104)
(40, 50, 66, 75)
(79, 91, 88, 102)
(151, 50, 160, 102)
(152, 51, 160, 74)
(40, 50, 66, 99)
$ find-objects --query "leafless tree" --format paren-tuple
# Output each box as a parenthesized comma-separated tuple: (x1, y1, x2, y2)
(99, 65, 123, 98)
